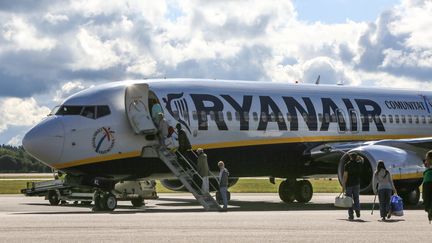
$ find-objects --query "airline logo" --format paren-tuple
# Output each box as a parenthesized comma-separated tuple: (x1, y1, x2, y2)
(92, 127, 116, 154)
(164, 93, 389, 132)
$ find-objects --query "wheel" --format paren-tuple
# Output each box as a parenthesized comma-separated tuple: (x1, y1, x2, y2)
(48, 190, 60, 205)
(294, 180, 313, 203)
(400, 187, 420, 206)
(104, 193, 117, 211)
(278, 180, 296, 203)
(131, 197, 144, 207)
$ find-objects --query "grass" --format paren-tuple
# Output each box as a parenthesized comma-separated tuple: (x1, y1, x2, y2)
(0, 178, 342, 194)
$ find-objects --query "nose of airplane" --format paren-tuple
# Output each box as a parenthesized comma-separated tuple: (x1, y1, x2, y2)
(22, 117, 64, 165)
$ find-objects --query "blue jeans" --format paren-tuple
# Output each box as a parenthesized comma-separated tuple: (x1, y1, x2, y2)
(378, 189, 392, 218)
(346, 185, 360, 217)
(220, 187, 228, 209)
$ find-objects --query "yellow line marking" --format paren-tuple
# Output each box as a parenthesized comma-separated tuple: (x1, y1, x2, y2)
(55, 151, 141, 169)
(392, 172, 424, 181)
(56, 134, 429, 169)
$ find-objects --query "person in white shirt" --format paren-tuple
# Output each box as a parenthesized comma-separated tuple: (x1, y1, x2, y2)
(372, 160, 397, 221)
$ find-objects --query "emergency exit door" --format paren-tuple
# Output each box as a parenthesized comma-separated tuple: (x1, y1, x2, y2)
(125, 83, 157, 134)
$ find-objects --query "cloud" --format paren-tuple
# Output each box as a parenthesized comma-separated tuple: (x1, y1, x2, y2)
(0, 0, 432, 144)
(0, 97, 50, 133)
(7, 134, 22, 146)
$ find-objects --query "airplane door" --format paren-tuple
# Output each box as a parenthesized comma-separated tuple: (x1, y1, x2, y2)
(125, 84, 157, 134)
(335, 109, 347, 134)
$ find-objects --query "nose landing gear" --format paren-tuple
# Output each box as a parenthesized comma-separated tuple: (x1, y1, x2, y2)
(93, 190, 117, 212)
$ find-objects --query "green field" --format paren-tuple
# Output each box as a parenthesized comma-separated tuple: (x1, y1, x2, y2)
(1, 178, 341, 194)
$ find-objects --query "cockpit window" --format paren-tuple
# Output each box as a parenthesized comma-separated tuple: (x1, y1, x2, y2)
(48, 105, 60, 116)
(56, 105, 111, 119)
(56, 106, 83, 115)
(81, 106, 96, 119)
(96, 106, 111, 118)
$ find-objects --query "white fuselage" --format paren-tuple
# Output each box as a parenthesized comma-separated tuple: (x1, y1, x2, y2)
(23, 79, 432, 180)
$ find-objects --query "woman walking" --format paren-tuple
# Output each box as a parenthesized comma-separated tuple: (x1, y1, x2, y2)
(372, 160, 397, 221)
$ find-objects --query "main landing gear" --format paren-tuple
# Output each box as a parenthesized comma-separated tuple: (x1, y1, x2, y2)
(278, 179, 313, 203)
(92, 190, 117, 212)
(399, 187, 420, 206)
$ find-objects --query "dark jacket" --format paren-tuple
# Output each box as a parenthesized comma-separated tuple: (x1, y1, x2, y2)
(219, 168, 229, 188)
(197, 153, 209, 177)
(177, 129, 191, 154)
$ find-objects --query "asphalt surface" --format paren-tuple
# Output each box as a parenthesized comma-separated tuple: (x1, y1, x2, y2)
(1, 193, 431, 242)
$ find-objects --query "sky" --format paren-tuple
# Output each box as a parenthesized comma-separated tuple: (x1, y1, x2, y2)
(0, 0, 431, 145)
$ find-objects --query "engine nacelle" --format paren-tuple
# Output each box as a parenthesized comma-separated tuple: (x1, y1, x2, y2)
(161, 178, 239, 192)
(337, 144, 425, 194)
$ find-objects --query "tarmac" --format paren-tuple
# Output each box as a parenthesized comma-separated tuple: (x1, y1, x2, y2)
(1, 193, 431, 242)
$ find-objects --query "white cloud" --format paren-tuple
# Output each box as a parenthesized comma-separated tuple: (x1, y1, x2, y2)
(54, 81, 88, 102)
(7, 135, 23, 146)
(0, 97, 50, 133)
(1, 16, 56, 51)
(44, 13, 69, 25)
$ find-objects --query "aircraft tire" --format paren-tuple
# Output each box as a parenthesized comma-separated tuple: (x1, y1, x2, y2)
(400, 187, 420, 206)
(294, 180, 313, 203)
(278, 180, 296, 203)
(104, 193, 117, 211)
(48, 190, 60, 205)
(131, 197, 144, 207)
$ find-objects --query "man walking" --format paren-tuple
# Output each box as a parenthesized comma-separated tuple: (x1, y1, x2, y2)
(196, 148, 209, 194)
(218, 161, 229, 211)
(342, 153, 363, 220)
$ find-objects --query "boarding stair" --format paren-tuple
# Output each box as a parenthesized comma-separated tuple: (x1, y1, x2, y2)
(157, 146, 221, 211)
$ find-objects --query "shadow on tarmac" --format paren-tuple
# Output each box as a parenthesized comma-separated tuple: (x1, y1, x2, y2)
(13, 196, 426, 215)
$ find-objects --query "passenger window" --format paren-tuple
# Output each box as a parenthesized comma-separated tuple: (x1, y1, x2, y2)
(408, 115, 412, 123)
(96, 106, 110, 119)
(278, 113, 284, 122)
(217, 111, 224, 122)
(325, 113, 330, 123)
(422, 115, 426, 124)
(235, 112, 240, 121)
(388, 115, 393, 123)
(227, 111, 232, 121)
(209, 111, 215, 121)
(81, 106, 96, 119)
(192, 111, 198, 120)
(395, 115, 400, 123)
(287, 113, 292, 122)
(244, 112, 250, 122)
(318, 113, 323, 123)
(270, 112, 276, 122)
(56, 106, 83, 115)
(401, 115, 406, 124)
(381, 115, 386, 123)
(415, 115, 419, 124)
(303, 113, 308, 122)
(429, 116, 432, 124)
(253, 112, 258, 122)
(261, 112, 267, 122)
(201, 111, 207, 122)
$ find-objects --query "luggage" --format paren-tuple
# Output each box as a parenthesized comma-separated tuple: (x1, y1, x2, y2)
(334, 193, 353, 208)
(391, 195, 404, 216)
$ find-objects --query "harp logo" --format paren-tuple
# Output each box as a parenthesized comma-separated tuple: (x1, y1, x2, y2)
(163, 93, 191, 133)
(92, 127, 115, 154)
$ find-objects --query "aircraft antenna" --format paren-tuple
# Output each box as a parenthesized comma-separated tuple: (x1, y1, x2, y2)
(315, 75, 320, 85)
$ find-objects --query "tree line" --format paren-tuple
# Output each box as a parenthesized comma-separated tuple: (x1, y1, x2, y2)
(0, 145, 51, 173)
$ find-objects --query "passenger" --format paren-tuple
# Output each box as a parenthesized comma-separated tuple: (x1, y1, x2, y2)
(196, 148, 209, 194)
(176, 123, 191, 156)
(372, 160, 397, 221)
(342, 153, 363, 220)
(157, 113, 168, 145)
(218, 161, 229, 211)
(422, 151, 432, 222)
(151, 99, 163, 124)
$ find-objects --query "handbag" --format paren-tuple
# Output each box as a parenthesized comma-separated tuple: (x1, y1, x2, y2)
(334, 192, 353, 208)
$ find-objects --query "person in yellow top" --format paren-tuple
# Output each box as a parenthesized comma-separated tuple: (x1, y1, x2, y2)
(423, 151, 432, 223)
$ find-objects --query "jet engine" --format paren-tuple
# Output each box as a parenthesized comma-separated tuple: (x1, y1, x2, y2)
(337, 143, 425, 204)
(161, 178, 239, 192)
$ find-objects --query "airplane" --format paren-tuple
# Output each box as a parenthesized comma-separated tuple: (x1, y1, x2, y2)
(22, 79, 432, 211)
